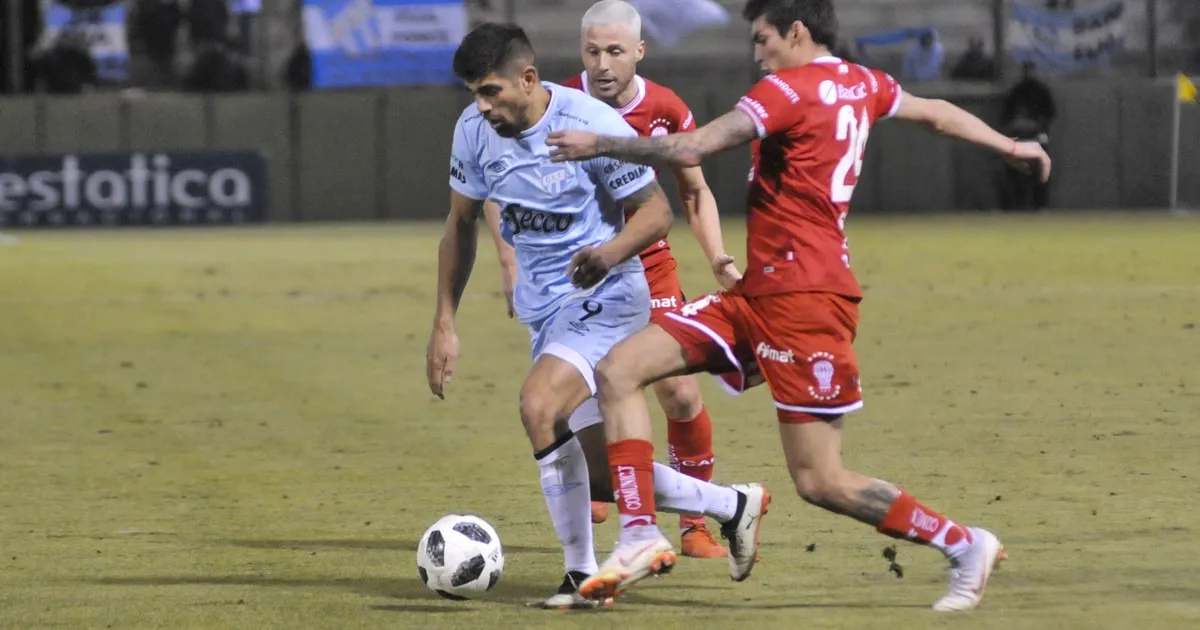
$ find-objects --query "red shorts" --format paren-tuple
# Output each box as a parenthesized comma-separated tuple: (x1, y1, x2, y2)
(644, 256, 686, 325)
(660, 289, 864, 423)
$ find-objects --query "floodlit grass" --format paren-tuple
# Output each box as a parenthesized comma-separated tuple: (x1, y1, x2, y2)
(1, 213, 1198, 629)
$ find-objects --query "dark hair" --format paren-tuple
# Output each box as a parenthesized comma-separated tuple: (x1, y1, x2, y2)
(452, 23, 536, 83)
(742, 0, 838, 50)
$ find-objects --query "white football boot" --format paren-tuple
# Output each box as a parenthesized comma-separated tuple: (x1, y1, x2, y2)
(578, 533, 677, 601)
(932, 527, 1007, 612)
(720, 483, 771, 582)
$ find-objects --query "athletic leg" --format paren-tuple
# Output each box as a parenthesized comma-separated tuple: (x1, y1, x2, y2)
(518, 353, 607, 609)
(642, 258, 725, 557)
(573, 419, 740, 525)
(652, 374, 726, 558)
(580, 292, 770, 601)
(527, 270, 656, 608)
(778, 418, 1006, 611)
(754, 291, 1004, 612)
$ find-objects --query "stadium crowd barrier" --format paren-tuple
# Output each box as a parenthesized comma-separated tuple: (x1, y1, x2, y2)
(0, 67, 1195, 222)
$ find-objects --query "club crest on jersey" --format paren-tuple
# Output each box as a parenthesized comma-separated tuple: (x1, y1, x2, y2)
(649, 117, 672, 137)
(806, 351, 841, 400)
(539, 164, 575, 194)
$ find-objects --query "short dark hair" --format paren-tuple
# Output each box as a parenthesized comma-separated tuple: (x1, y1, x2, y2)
(742, 0, 838, 50)
(452, 23, 536, 83)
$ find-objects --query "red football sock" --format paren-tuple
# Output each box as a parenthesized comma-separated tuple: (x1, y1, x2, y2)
(667, 407, 715, 481)
(667, 408, 715, 529)
(876, 490, 973, 559)
(608, 439, 657, 531)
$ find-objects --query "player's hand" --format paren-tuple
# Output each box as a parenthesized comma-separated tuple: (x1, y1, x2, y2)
(547, 131, 600, 162)
(426, 324, 460, 400)
(1006, 140, 1052, 183)
(566, 246, 615, 289)
(501, 264, 516, 319)
(710, 253, 742, 290)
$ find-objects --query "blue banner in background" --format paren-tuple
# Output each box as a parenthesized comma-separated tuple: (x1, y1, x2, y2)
(231, 0, 262, 14)
(302, 0, 468, 88)
(43, 1, 129, 83)
(1008, 1, 1127, 73)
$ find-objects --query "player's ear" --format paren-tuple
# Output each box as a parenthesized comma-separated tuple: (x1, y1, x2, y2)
(635, 40, 646, 63)
(519, 64, 539, 92)
(789, 19, 807, 45)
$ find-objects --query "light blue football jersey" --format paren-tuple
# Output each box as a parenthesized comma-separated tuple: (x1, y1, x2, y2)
(448, 82, 657, 325)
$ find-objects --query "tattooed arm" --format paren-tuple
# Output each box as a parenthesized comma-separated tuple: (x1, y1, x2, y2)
(547, 109, 759, 168)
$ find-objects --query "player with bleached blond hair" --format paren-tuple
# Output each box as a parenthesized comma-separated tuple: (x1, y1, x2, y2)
(484, 0, 743, 561)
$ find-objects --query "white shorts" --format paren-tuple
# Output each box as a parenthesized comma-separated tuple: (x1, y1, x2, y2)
(527, 271, 650, 395)
(567, 397, 601, 433)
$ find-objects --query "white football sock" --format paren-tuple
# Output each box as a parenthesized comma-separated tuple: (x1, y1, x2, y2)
(535, 435, 598, 576)
(652, 462, 738, 523)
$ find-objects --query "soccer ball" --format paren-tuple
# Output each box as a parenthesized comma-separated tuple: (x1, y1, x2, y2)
(416, 514, 504, 600)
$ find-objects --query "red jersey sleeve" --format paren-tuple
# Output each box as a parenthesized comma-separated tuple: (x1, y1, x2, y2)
(668, 92, 696, 132)
(866, 67, 903, 120)
(559, 73, 584, 90)
(736, 74, 805, 138)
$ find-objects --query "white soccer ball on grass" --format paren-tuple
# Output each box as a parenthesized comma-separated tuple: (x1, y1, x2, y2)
(416, 514, 504, 600)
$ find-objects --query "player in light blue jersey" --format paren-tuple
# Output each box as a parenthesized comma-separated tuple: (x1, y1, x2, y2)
(450, 80, 653, 331)
(426, 23, 761, 609)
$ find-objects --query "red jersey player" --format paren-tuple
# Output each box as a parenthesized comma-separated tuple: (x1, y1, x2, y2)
(483, 0, 738, 561)
(548, 0, 1051, 611)
(563, 1, 739, 558)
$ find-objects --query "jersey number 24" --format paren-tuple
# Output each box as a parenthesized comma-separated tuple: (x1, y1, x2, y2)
(831, 104, 870, 204)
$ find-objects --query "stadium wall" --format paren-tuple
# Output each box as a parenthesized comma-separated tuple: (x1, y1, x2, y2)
(0, 75, 1195, 222)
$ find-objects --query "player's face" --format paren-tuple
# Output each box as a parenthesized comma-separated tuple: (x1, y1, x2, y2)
(750, 16, 802, 74)
(466, 68, 537, 138)
(581, 23, 645, 104)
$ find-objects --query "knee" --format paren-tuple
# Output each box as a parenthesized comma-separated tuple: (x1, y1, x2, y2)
(518, 389, 560, 434)
(595, 352, 639, 400)
(792, 467, 851, 508)
(656, 376, 703, 420)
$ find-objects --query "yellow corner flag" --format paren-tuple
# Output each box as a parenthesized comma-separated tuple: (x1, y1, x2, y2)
(1179, 73, 1197, 104)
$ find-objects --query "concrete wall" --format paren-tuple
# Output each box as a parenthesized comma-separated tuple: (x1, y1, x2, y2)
(1181, 97, 1200, 208)
(0, 75, 1193, 222)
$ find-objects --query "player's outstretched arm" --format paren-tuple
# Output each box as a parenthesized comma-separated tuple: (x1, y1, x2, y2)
(481, 200, 517, 319)
(567, 181, 673, 289)
(893, 91, 1052, 182)
(673, 166, 740, 289)
(428, 190, 484, 398)
(547, 110, 758, 168)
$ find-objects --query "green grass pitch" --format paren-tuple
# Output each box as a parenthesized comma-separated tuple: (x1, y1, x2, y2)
(1, 213, 1199, 629)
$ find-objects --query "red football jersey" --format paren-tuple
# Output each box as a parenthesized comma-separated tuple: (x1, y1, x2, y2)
(734, 57, 902, 299)
(561, 73, 696, 267)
